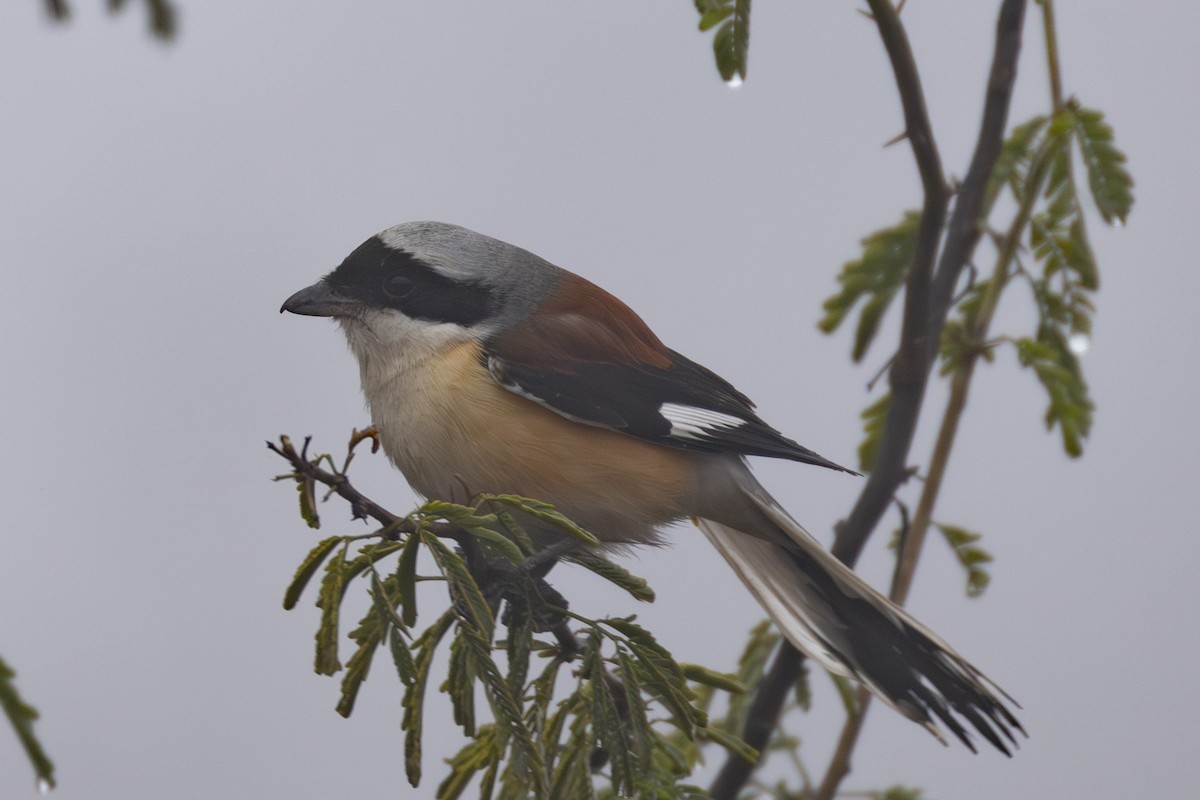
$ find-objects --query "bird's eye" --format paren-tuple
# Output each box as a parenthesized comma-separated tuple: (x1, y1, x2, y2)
(383, 274, 416, 298)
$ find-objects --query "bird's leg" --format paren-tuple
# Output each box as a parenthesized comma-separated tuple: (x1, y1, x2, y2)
(455, 536, 581, 658)
(519, 537, 579, 578)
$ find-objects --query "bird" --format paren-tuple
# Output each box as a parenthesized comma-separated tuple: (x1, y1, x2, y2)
(281, 220, 1023, 754)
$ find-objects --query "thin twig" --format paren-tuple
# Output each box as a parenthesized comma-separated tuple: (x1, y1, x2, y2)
(891, 116, 1041, 607)
(813, 687, 871, 800)
(1038, 0, 1064, 111)
(269, 435, 409, 529)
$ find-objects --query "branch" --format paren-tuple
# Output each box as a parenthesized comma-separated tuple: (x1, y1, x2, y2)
(892, 78, 1037, 607)
(268, 435, 447, 540)
(709, 3, 1028, 797)
(927, 0, 1029, 349)
(833, 0, 946, 568)
(815, 4, 1028, 797)
(269, 434, 593, 660)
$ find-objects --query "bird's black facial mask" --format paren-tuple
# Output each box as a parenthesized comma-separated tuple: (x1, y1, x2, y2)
(323, 236, 496, 326)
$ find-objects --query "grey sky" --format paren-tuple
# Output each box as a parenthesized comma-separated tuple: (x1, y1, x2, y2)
(1, 1, 1195, 797)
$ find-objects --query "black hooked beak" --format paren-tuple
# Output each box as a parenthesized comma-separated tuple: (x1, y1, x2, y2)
(280, 281, 357, 317)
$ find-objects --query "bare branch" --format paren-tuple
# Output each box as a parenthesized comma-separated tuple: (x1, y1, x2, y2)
(268, 435, 411, 535)
(833, 0, 947, 568)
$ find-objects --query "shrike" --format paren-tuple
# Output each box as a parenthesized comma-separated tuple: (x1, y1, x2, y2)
(282, 221, 1021, 753)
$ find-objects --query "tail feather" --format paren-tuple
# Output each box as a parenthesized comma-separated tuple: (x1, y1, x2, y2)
(697, 483, 1024, 754)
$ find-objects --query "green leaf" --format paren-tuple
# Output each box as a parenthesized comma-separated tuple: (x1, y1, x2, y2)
(283, 535, 342, 610)
(697, 5, 733, 31)
(338, 539, 404, 603)
(482, 494, 600, 547)
(367, 569, 410, 635)
(395, 532, 421, 627)
(793, 659, 812, 712)
(680, 663, 745, 694)
(313, 543, 347, 676)
(423, 530, 546, 794)
(830, 674, 861, 716)
(934, 523, 993, 598)
(476, 650, 546, 795)
(985, 115, 1049, 210)
(819, 210, 920, 362)
(1015, 334, 1094, 456)
(721, 620, 778, 736)
(702, 724, 759, 764)
(421, 531, 495, 641)
(1070, 105, 1134, 225)
(615, 650, 654, 779)
(878, 787, 925, 800)
(585, 637, 636, 795)
(446, 633, 478, 736)
(421, 500, 502, 539)
(402, 610, 455, 787)
(601, 618, 701, 735)
(857, 392, 891, 473)
(530, 651, 566, 739)
(711, 0, 751, 83)
(548, 700, 594, 800)
(504, 595, 533, 701)
(564, 550, 655, 602)
(1031, 211, 1097, 290)
(297, 473, 320, 528)
(388, 626, 416, 687)
(422, 501, 525, 563)
(437, 726, 503, 800)
(336, 600, 386, 718)
(0, 655, 55, 790)
(489, 507, 536, 557)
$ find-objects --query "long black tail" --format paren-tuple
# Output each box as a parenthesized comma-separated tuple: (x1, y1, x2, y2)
(697, 485, 1024, 754)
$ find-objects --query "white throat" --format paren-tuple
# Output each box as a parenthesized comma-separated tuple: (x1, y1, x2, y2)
(338, 310, 479, 400)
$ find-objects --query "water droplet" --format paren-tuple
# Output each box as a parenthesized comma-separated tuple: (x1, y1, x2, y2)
(1068, 333, 1090, 355)
(37, 778, 52, 795)
(725, 74, 744, 89)
(1111, 217, 1125, 229)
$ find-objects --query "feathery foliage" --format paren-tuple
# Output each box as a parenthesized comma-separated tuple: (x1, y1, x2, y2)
(819, 210, 922, 363)
(273, 436, 754, 798)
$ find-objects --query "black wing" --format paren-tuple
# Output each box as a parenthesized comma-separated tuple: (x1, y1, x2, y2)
(485, 347, 856, 474)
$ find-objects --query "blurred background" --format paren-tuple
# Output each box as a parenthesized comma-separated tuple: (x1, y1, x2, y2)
(1, 1, 1196, 797)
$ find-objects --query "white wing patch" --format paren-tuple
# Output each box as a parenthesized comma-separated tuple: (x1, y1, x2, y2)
(659, 402, 746, 441)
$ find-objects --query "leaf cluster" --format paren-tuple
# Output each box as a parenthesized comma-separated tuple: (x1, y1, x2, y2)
(816, 100, 1131, 625)
(694, 0, 751, 84)
(971, 101, 1130, 456)
(823, 104, 1131, 467)
(934, 523, 992, 598)
(275, 438, 754, 798)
